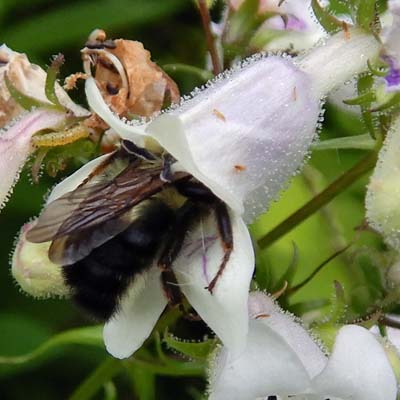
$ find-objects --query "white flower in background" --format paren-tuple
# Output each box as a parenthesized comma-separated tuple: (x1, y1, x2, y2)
(208, 292, 398, 400)
(229, 0, 326, 51)
(0, 45, 89, 211)
(366, 115, 400, 250)
(14, 28, 380, 359)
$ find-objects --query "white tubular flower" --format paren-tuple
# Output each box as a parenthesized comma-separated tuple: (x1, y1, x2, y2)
(208, 292, 398, 400)
(86, 29, 379, 222)
(366, 115, 400, 250)
(0, 108, 67, 210)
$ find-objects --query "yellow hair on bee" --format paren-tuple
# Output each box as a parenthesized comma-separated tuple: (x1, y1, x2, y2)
(32, 124, 90, 148)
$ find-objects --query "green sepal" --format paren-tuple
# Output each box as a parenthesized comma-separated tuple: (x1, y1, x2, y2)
(343, 91, 376, 106)
(311, 0, 343, 33)
(5, 73, 60, 111)
(163, 332, 217, 360)
(355, 0, 378, 32)
(45, 53, 64, 107)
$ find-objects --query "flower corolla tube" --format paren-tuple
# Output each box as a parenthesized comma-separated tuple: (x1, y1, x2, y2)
(208, 292, 398, 400)
(13, 29, 380, 359)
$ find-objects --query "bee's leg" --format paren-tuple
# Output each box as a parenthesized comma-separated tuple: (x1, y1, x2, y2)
(206, 201, 233, 294)
(175, 181, 233, 293)
(160, 153, 176, 182)
(158, 201, 202, 306)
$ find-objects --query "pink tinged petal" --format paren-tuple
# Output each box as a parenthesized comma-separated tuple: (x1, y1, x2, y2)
(312, 325, 398, 400)
(248, 292, 327, 379)
(103, 266, 167, 359)
(147, 56, 321, 222)
(208, 320, 312, 400)
(173, 210, 254, 358)
(0, 44, 88, 120)
(0, 109, 66, 210)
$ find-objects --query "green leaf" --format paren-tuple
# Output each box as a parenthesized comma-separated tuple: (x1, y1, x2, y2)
(163, 333, 217, 360)
(312, 134, 376, 151)
(311, 0, 343, 33)
(162, 63, 213, 83)
(124, 363, 156, 400)
(355, 0, 377, 31)
(0, 325, 103, 368)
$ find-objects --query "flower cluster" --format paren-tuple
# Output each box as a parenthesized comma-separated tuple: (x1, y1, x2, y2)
(2, 1, 400, 398)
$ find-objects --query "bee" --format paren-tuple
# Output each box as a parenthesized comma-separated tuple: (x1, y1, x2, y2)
(26, 140, 233, 321)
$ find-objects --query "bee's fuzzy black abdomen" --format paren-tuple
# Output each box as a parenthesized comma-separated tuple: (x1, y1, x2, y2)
(63, 200, 175, 320)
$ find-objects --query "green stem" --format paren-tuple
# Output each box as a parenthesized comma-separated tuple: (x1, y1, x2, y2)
(257, 151, 378, 248)
(287, 244, 352, 296)
(69, 358, 122, 400)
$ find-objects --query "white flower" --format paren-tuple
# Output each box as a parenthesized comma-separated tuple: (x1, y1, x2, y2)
(208, 292, 398, 400)
(0, 45, 89, 211)
(366, 115, 400, 250)
(15, 28, 381, 360)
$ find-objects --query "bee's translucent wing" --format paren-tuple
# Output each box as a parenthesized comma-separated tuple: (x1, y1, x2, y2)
(27, 163, 165, 245)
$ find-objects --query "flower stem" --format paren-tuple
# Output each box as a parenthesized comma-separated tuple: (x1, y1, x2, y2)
(257, 151, 378, 249)
(69, 357, 122, 400)
(197, 0, 221, 75)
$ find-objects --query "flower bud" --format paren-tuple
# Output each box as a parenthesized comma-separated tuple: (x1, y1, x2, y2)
(366, 116, 400, 250)
(11, 222, 69, 298)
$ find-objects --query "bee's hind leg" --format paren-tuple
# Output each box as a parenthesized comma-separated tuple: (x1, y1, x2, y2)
(158, 201, 203, 306)
(206, 201, 233, 294)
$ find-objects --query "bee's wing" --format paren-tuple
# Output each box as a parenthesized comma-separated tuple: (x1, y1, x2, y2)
(26, 163, 171, 264)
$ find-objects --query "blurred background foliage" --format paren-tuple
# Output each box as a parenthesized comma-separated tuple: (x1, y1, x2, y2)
(0, 0, 388, 399)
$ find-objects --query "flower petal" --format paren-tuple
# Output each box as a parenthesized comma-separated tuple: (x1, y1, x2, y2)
(208, 320, 312, 400)
(248, 292, 327, 379)
(312, 325, 398, 400)
(85, 77, 147, 144)
(103, 266, 167, 359)
(173, 210, 254, 358)
(147, 56, 321, 222)
(0, 109, 66, 210)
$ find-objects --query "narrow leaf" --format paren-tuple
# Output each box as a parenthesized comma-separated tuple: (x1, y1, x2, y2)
(312, 134, 376, 151)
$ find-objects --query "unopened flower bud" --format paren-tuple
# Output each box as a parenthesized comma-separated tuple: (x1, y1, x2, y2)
(11, 222, 69, 298)
(366, 116, 400, 250)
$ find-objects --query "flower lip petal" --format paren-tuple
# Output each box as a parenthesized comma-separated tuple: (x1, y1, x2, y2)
(147, 55, 321, 222)
(173, 209, 254, 359)
(312, 325, 398, 400)
(85, 77, 147, 144)
(209, 320, 312, 400)
(248, 292, 327, 379)
(103, 266, 167, 359)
